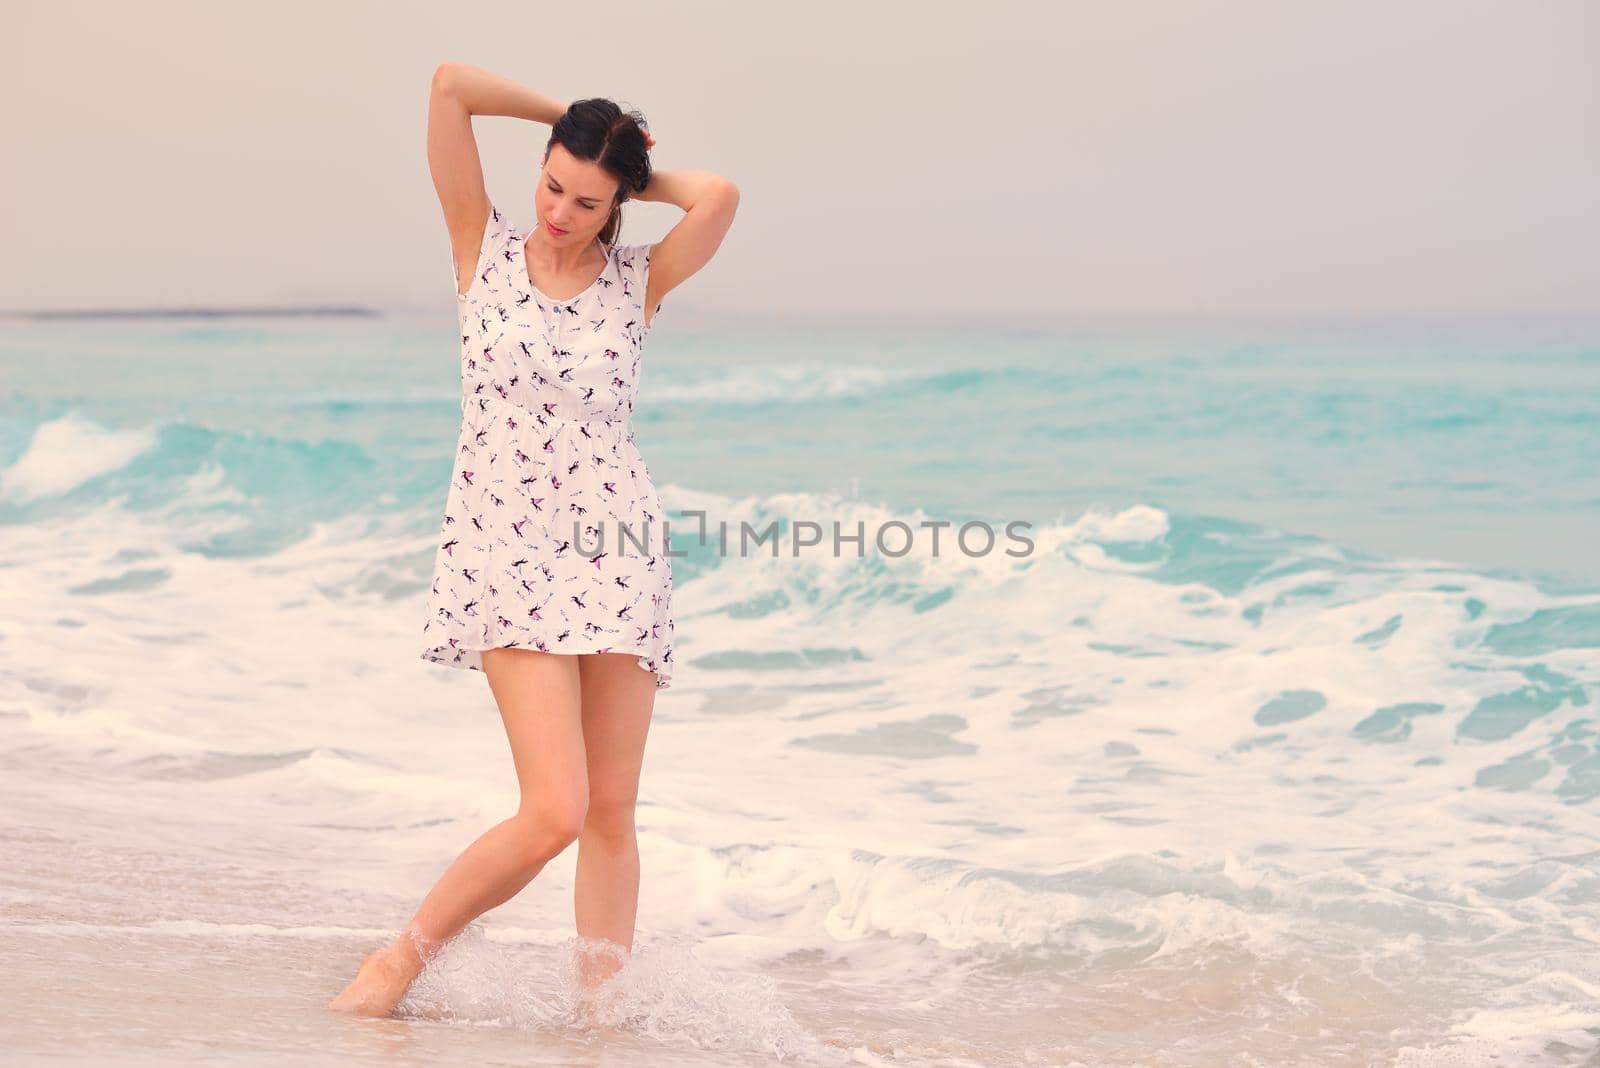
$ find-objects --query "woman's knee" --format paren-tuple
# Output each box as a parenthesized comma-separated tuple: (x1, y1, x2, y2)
(581, 793, 637, 844)
(510, 794, 588, 859)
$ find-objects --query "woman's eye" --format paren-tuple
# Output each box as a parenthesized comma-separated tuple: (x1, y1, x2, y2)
(548, 184, 595, 210)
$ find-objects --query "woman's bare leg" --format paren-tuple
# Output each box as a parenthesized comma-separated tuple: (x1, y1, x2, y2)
(572, 652, 659, 995)
(328, 648, 587, 1016)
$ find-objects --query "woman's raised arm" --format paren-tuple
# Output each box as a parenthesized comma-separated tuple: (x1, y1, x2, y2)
(428, 63, 568, 295)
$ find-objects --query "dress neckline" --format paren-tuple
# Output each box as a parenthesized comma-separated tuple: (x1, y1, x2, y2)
(518, 226, 612, 303)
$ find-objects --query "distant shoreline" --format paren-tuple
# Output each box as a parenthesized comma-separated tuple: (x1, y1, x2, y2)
(0, 306, 382, 321)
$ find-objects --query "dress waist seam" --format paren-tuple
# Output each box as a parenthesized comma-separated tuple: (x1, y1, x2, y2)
(463, 394, 631, 429)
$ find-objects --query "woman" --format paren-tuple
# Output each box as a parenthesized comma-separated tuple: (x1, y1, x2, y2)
(328, 63, 738, 1018)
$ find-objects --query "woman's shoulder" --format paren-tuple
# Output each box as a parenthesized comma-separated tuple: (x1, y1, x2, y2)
(481, 202, 527, 265)
(610, 240, 664, 330)
(491, 203, 523, 248)
(613, 240, 661, 289)
(454, 201, 519, 298)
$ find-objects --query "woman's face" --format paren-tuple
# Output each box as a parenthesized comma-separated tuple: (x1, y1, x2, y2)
(533, 142, 621, 247)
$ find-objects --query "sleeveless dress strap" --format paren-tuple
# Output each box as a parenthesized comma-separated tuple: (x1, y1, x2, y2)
(619, 241, 663, 329)
(452, 202, 512, 296)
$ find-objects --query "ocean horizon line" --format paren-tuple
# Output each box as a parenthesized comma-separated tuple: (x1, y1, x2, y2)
(0, 305, 382, 321)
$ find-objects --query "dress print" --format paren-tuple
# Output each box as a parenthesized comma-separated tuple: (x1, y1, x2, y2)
(419, 203, 675, 688)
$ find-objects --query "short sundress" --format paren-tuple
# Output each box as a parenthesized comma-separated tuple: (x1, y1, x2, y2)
(419, 203, 675, 689)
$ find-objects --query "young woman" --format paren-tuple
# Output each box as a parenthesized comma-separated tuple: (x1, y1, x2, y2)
(328, 62, 738, 1018)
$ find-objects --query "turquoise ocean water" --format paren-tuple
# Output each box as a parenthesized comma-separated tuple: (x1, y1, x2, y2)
(2, 311, 1598, 1065)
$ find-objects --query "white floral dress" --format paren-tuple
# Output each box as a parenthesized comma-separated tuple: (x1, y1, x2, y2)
(420, 204, 675, 689)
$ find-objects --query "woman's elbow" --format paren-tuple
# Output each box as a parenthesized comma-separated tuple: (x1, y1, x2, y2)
(431, 63, 461, 95)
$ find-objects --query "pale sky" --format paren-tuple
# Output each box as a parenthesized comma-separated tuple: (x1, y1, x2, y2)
(3, 0, 1597, 322)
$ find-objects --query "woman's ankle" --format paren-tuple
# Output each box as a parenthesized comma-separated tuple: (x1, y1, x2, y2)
(387, 926, 442, 977)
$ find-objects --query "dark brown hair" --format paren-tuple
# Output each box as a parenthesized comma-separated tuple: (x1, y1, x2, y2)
(545, 98, 652, 247)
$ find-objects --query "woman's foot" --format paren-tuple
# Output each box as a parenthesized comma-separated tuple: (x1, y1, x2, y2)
(326, 945, 417, 1017)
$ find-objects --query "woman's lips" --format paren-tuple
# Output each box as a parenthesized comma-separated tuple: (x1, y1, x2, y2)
(545, 220, 567, 236)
